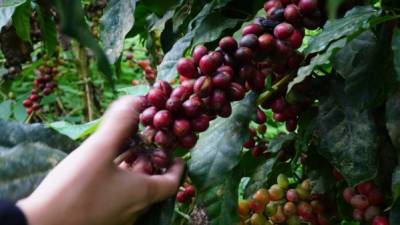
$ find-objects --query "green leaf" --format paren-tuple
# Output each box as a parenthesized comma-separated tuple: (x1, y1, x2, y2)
(386, 90, 400, 152)
(0, 142, 66, 200)
(48, 119, 101, 140)
(191, 13, 241, 46)
(0, 0, 26, 30)
(0, 119, 77, 151)
(117, 84, 151, 96)
(333, 30, 397, 110)
(305, 151, 336, 194)
(314, 79, 379, 186)
(140, 0, 179, 16)
(11, 0, 30, 42)
(392, 27, 400, 81)
(135, 198, 175, 225)
(36, 6, 57, 55)
(188, 94, 256, 190)
(305, 6, 379, 55)
(0, 100, 13, 120)
(198, 169, 241, 225)
(51, 0, 114, 85)
(268, 133, 296, 153)
(288, 39, 346, 92)
(245, 160, 290, 197)
(100, 0, 136, 64)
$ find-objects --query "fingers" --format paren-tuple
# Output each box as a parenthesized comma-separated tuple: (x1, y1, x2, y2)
(145, 159, 185, 203)
(78, 96, 141, 164)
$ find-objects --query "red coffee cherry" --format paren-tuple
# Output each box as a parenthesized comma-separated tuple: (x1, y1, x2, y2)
(194, 76, 213, 97)
(179, 132, 198, 149)
(356, 181, 375, 195)
(298, 0, 318, 15)
(243, 138, 255, 149)
(284, 4, 301, 23)
(212, 72, 232, 89)
(350, 194, 370, 210)
(219, 103, 232, 118)
(171, 86, 191, 101)
(184, 185, 196, 197)
(154, 129, 173, 148)
(286, 119, 298, 132)
(182, 95, 204, 117)
(153, 80, 173, 97)
(228, 82, 246, 101)
(343, 187, 355, 204)
(234, 47, 254, 63)
(165, 97, 182, 113)
(210, 90, 227, 111)
(173, 119, 191, 137)
(151, 149, 170, 168)
(256, 108, 266, 124)
(153, 110, 172, 129)
(242, 23, 264, 36)
(176, 191, 187, 203)
(264, 0, 283, 12)
(372, 216, 389, 225)
(286, 189, 299, 202)
(192, 45, 208, 64)
(258, 34, 276, 53)
(239, 34, 259, 50)
(217, 65, 234, 77)
(274, 23, 294, 40)
(239, 65, 256, 80)
(219, 36, 238, 53)
(199, 54, 218, 75)
(191, 114, 210, 132)
(177, 58, 197, 78)
(147, 88, 167, 109)
(288, 29, 304, 49)
(352, 208, 364, 221)
(364, 206, 381, 222)
(140, 106, 158, 126)
(23, 99, 33, 107)
(367, 188, 384, 205)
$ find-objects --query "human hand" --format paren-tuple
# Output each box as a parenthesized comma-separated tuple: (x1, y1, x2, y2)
(17, 96, 185, 225)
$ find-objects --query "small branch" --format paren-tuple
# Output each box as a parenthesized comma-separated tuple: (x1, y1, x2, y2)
(25, 112, 34, 124)
(174, 208, 190, 221)
(256, 74, 293, 105)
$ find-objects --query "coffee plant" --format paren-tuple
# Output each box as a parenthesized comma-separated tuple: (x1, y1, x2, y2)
(1, 0, 400, 224)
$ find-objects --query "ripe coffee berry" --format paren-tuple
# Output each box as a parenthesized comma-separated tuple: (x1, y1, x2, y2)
(199, 54, 218, 75)
(147, 88, 167, 109)
(179, 132, 198, 149)
(140, 106, 157, 126)
(258, 34, 275, 52)
(274, 22, 294, 40)
(298, 0, 318, 15)
(192, 45, 208, 64)
(177, 58, 197, 78)
(284, 4, 301, 23)
(212, 72, 231, 89)
(191, 114, 210, 132)
(219, 36, 238, 53)
(372, 216, 389, 225)
(153, 110, 172, 129)
(173, 119, 191, 137)
(194, 76, 213, 97)
(240, 34, 259, 50)
(242, 23, 264, 36)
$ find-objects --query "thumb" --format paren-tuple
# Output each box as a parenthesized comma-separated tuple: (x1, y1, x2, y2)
(78, 96, 142, 164)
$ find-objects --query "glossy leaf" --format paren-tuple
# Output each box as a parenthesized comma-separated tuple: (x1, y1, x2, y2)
(51, 0, 114, 85)
(48, 119, 101, 140)
(333, 30, 396, 110)
(188, 94, 256, 190)
(0, 100, 12, 120)
(100, 0, 136, 64)
(268, 133, 296, 153)
(305, 6, 378, 55)
(314, 79, 379, 186)
(0, 120, 77, 152)
(11, 0, 30, 42)
(197, 169, 241, 225)
(37, 6, 57, 55)
(288, 39, 346, 92)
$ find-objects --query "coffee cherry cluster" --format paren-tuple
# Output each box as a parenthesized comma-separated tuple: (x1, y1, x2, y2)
(23, 62, 59, 114)
(135, 59, 157, 83)
(136, 0, 323, 150)
(84, 0, 107, 39)
(176, 184, 196, 204)
(342, 181, 388, 224)
(239, 174, 329, 225)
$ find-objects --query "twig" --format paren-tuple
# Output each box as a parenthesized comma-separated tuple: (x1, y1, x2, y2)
(256, 74, 293, 105)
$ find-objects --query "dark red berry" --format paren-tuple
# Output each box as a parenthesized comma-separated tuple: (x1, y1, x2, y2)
(228, 83, 246, 101)
(192, 45, 208, 64)
(140, 106, 158, 126)
(136, 95, 149, 113)
(173, 119, 191, 137)
(191, 114, 210, 132)
(243, 138, 255, 149)
(179, 132, 198, 149)
(372, 216, 389, 225)
(210, 51, 224, 67)
(154, 130, 173, 148)
(219, 103, 232, 118)
(284, 4, 301, 23)
(153, 110, 172, 129)
(151, 149, 170, 168)
(23, 99, 33, 107)
(184, 185, 196, 197)
(171, 86, 191, 101)
(264, 0, 283, 12)
(356, 181, 375, 195)
(343, 187, 355, 204)
(217, 65, 234, 77)
(242, 23, 264, 36)
(147, 88, 167, 109)
(256, 108, 266, 124)
(239, 34, 259, 50)
(258, 34, 275, 53)
(352, 208, 364, 221)
(298, 0, 318, 15)
(219, 36, 238, 53)
(273, 112, 287, 122)
(350, 194, 370, 210)
(32, 103, 41, 110)
(274, 23, 294, 40)
(194, 76, 213, 97)
(199, 54, 218, 75)
(288, 29, 304, 49)
(165, 97, 182, 113)
(271, 97, 287, 113)
(367, 189, 384, 205)
(153, 80, 173, 97)
(176, 191, 187, 203)
(182, 95, 204, 117)
(234, 47, 253, 63)
(275, 40, 292, 56)
(286, 119, 297, 132)
(239, 65, 255, 80)
(177, 58, 197, 78)
(212, 72, 231, 89)
(210, 90, 227, 111)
